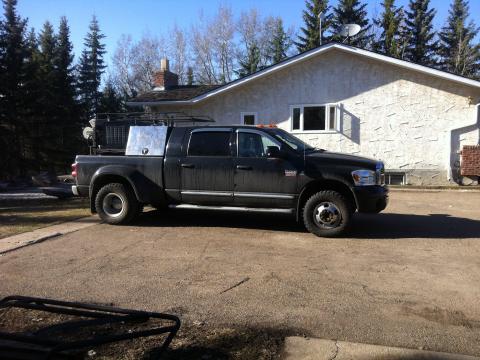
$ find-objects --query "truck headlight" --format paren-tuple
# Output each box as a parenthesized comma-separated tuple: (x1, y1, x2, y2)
(352, 169, 376, 186)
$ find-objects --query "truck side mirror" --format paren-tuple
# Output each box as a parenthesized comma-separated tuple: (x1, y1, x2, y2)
(266, 146, 281, 158)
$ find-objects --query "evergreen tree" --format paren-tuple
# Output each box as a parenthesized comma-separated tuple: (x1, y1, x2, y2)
(438, 0, 480, 78)
(186, 67, 194, 85)
(98, 79, 124, 113)
(236, 43, 260, 77)
(0, 0, 28, 177)
(22, 28, 42, 167)
(54, 17, 81, 169)
(296, 0, 331, 52)
(404, 0, 437, 66)
(332, 0, 372, 47)
(78, 15, 106, 119)
(374, 0, 405, 57)
(37, 21, 60, 170)
(268, 18, 291, 63)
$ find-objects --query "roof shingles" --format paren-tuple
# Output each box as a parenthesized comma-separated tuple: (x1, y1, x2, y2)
(129, 85, 221, 103)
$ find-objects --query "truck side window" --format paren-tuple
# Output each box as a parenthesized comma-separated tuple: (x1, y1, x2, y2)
(188, 131, 231, 157)
(238, 132, 278, 158)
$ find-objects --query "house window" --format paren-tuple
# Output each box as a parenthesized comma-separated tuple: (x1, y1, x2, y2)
(241, 112, 257, 125)
(290, 104, 339, 132)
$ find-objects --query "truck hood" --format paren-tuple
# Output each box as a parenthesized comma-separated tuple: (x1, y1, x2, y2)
(305, 150, 378, 170)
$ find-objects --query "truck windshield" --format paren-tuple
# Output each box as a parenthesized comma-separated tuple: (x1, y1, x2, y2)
(267, 129, 317, 152)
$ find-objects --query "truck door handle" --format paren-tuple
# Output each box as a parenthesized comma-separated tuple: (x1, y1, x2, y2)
(236, 165, 252, 170)
(181, 163, 195, 169)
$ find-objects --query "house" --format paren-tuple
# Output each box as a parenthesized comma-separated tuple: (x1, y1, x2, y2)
(126, 43, 480, 186)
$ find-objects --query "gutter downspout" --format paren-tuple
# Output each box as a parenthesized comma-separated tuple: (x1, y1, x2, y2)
(447, 103, 480, 182)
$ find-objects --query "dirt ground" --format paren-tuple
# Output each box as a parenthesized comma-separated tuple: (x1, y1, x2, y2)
(1, 190, 480, 358)
(0, 196, 89, 238)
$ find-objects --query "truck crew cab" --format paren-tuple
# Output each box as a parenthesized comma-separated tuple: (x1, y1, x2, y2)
(72, 114, 388, 237)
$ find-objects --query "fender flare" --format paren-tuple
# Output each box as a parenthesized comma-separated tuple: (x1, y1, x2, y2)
(296, 175, 359, 221)
(90, 165, 164, 210)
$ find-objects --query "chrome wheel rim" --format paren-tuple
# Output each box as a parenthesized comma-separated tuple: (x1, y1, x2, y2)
(314, 202, 341, 229)
(102, 193, 125, 218)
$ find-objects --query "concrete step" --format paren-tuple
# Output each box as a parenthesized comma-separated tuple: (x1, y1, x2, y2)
(283, 337, 479, 360)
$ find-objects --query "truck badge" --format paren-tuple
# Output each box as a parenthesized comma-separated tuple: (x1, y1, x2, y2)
(285, 170, 297, 177)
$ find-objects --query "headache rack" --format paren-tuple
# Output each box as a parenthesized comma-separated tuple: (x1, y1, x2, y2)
(0, 295, 181, 360)
(91, 112, 214, 155)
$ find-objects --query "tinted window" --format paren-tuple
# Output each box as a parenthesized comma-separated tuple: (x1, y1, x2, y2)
(188, 131, 231, 156)
(238, 132, 279, 158)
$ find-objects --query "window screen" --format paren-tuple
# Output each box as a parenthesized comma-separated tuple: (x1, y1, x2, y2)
(304, 106, 326, 130)
(188, 131, 231, 156)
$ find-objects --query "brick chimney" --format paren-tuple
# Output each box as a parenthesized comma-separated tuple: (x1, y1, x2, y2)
(153, 58, 178, 90)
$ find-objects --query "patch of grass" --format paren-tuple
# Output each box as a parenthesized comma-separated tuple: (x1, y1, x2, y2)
(0, 197, 90, 239)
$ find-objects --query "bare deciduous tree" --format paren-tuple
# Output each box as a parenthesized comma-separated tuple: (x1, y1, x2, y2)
(131, 32, 167, 92)
(191, 5, 236, 84)
(168, 24, 188, 84)
(111, 34, 137, 97)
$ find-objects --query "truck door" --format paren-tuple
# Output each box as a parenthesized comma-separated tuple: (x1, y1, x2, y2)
(180, 128, 234, 205)
(233, 129, 298, 208)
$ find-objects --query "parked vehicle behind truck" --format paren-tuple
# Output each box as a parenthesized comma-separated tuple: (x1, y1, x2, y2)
(72, 113, 388, 237)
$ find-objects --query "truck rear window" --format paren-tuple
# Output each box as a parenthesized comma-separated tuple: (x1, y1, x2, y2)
(188, 131, 231, 157)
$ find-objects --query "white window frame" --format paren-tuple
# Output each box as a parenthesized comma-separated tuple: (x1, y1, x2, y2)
(240, 112, 258, 125)
(290, 104, 339, 133)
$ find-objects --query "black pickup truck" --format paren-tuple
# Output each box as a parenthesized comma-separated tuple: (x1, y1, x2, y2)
(72, 124, 388, 237)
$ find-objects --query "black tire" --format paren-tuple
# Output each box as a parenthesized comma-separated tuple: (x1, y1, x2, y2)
(302, 190, 352, 237)
(95, 183, 140, 225)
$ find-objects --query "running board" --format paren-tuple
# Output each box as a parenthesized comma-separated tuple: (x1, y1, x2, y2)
(169, 204, 294, 214)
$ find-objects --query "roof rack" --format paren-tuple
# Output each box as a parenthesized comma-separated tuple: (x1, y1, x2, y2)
(94, 111, 214, 126)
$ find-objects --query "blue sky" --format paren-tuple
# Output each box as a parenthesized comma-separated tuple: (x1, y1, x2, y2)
(16, 0, 480, 64)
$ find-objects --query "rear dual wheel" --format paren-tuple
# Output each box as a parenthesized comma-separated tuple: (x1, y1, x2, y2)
(95, 183, 141, 224)
(302, 190, 352, 237)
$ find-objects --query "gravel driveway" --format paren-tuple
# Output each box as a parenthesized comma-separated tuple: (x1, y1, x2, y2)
(1, 190, 480, 356)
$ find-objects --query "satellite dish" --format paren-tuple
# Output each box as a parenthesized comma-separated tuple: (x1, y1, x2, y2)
(339, 24, 361, 38)
(83, 127, 94, 140)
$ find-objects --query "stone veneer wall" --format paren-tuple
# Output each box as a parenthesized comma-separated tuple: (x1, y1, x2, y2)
(151, 49, 480, 185)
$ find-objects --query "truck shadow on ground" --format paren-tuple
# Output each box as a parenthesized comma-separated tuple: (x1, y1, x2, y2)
(136, 210, 480, 239)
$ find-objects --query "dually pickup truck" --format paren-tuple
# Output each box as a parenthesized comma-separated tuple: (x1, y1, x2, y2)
(72, 123, 388, 237)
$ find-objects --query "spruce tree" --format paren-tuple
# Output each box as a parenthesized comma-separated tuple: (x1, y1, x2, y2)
(438, 0, 480, 78)
(296, 0, 331, 52)
(374, 0, 405, 57)
(404, 0, 437, 66)
(268, 18, 291, 63)
(186, 67, 194, 85)
(37, 21, 63, 170)
(332, 0, 372, 47)
(78, 15, 106, 119)
(236, 43, 261, 77)
(54, 17, 81, 168)
(0, 0, 28, 177)
(22, 28, 43, 167)
(98, 80, 124, 113)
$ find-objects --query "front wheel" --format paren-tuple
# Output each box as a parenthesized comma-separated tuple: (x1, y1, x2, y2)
(302, 190, 352, 237)
(95, 183, 140, 225)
